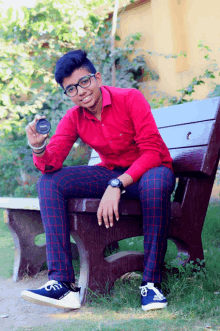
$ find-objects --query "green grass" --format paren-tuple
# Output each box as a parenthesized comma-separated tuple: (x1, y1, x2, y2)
(1, 204, 220, 330)
(82, 203, 220, 328)
(0, 209, 14, 278)
(15, 313, 220, 331)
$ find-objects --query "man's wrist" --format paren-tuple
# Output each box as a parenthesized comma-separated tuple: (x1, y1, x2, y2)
(28, 140, 46, 150)
(33, 146, 46, 155)
(108, 178, 126, 194)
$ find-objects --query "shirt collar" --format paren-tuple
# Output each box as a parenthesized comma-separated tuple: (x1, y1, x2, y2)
(82, 86, 111, 120)
(101, 86, 111, 108)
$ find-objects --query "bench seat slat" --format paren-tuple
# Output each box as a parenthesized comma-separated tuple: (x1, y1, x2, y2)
(159, 120, 214, 149)
(0, 198, 40, 210)
(152, 97, 219, 128)
(0, 197, 182, 219)
(67, 198, 182, 218)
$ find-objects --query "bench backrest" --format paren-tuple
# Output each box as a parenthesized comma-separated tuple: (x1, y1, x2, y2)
(89, 97, 220, 177)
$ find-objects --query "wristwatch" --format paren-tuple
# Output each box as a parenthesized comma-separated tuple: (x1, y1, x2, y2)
(108, 178, 126, 194)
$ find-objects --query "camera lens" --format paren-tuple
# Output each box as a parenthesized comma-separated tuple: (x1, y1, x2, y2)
(36, 119, 51, 134)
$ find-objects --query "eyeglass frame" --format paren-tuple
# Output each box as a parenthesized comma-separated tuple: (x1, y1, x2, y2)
(63, 74, 96, 97)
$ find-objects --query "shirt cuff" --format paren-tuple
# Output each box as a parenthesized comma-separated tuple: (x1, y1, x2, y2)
(125, 165, 148, 183)
(125, 153, 162, 182)
(33, 149, 55, 174)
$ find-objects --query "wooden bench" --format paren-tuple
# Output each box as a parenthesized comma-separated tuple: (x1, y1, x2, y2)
(1, 97, 220, 304)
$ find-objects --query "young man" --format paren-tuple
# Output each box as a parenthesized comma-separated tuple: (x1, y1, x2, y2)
(22, 50, 175, 311)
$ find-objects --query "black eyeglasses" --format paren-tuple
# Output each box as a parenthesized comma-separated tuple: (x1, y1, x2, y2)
(64, 74, 96, 97)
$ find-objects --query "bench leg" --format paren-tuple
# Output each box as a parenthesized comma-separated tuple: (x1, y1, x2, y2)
(170, 172, 217, 265)
(70, 213, 144, 304)
(6, 209, 47, 281)
(6, 209, 79, 282)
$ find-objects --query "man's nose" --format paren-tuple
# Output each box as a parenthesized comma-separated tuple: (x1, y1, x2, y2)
(77, 85, 86, 95)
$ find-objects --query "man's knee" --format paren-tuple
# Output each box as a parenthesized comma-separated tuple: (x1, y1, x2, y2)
(36, 172, 60, 196)
(139, 166, 175, 195)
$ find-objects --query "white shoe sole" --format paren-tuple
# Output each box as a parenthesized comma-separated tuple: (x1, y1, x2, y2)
(142, 302, 168, 311)
(21, 290, 81, 309)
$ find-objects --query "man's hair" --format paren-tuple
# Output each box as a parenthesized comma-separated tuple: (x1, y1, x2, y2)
(55, 50, 96, 87)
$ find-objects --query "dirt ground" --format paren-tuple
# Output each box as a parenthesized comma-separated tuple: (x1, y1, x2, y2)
(0, 271, 89, 331)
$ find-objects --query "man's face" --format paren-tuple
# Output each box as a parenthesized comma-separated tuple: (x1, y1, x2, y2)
(62, 68, 103, 115)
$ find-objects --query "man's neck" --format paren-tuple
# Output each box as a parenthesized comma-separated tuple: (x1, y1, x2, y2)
(95, 113, 101, 121)
(87, 89, 103, 120)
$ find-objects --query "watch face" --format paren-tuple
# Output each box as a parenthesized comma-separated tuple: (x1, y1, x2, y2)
(108, 178, 125, 193)
(111, 179, 120, 187)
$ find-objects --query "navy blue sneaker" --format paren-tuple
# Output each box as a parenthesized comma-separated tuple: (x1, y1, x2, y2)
(21, 280, 81, 309)
(140, 282, 167, 311)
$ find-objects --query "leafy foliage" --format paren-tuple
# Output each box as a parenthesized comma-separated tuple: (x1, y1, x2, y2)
(0, 0, 150, 197)
(149, 41, 220, 109)
(87, 26, 149, 89)
(0, 0, 106, 133)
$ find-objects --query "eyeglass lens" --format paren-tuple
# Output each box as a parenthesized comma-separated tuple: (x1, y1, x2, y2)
(65, 75, 93, 97)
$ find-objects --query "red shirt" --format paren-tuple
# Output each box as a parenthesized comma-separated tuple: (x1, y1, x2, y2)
(33, 86, 173, 183)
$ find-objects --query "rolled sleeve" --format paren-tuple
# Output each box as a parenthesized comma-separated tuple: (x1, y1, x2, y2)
(125, 151, 162, 182)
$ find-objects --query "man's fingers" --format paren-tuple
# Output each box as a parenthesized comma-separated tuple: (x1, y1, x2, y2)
(108, 208, 114, 228)
(113, 204, 119, 221)
(34, 114, 44, 122)
(97, 208, 102, 226)
(98, 205, 111, 229)
(27, 115, 48, 137)
(97, 201, 119, 229)
(102, 209, 110, 229)
(29, 123, 36, 133)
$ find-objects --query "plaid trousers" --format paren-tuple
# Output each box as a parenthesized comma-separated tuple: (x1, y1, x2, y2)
(37, 165, 175, 284)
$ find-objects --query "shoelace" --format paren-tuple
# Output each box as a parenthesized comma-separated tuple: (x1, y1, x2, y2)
(139, 285, 148, 297)
(139, 283, 164, 300)
(40, 280, 63, 292)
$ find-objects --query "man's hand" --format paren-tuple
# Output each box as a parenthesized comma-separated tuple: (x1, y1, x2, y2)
(97, 173, 133, 229)
(26, 114, 48, 148)
(97, 186, 121, 229)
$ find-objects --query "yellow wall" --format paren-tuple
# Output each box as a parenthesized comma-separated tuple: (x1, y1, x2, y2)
(108, 0, 220, 101)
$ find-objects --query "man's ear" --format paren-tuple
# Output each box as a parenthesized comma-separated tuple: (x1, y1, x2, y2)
(95, 72, 102, 87)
